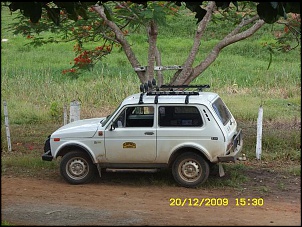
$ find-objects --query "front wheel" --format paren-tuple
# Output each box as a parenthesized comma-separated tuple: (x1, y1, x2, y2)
(172, 152, 210, 188)
(60, 150, 96, 184)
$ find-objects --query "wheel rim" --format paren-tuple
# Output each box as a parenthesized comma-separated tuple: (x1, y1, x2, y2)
(178, 159, 201, 183)
(66, 157, 89, 180)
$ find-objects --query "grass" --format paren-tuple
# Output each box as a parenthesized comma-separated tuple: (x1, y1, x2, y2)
(1, 220, 14, 226)
(1, 4, 301, 189)
(204, 163, 249, 189)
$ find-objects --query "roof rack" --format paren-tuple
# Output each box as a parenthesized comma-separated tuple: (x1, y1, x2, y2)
(160, 84, 210, 92)
(138, 79, 210, 104)
(134, 65, 183, 72)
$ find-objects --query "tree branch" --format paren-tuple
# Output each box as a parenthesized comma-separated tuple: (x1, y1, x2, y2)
(170, 1, 216, 85)
(188, 18, 265, 84)
(93, 4, 146, 83)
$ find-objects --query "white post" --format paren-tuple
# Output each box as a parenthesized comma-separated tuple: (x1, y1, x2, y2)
(3, 100, 12, 152)
(63, 104, 67, 125)
(69, 100, 80, 123)
(256, 105, 263, 160)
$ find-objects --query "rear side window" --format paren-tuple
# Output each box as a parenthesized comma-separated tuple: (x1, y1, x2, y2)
(212, 97, 231, 125)
(158, 106, 203, 127)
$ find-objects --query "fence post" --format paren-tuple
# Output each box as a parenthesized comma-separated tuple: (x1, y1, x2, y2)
(256, 105, 263, 160)
(3, 100, 12, 152)
(69, 100, 80, 123)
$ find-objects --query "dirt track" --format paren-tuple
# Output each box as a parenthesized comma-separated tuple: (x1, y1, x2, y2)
(1, 170, 301, 226)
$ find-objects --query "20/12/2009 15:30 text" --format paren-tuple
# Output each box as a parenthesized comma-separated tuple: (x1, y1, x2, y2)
(169, 198, 264, 207)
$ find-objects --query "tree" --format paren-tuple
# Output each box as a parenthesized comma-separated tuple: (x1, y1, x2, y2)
(4, 1, 301, 85)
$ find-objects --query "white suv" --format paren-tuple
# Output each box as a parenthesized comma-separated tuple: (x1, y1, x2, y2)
(42, 80, 243, 188)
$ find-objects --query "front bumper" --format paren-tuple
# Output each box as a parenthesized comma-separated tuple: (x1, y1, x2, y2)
(42, 150, 53, 161)
(217, 129, 243, 163)
(42, 135, 53, 161)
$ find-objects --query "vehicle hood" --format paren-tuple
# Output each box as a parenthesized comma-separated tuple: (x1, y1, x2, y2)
(51, 117, 105, 138)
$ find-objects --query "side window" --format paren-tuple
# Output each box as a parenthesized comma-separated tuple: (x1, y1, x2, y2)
(212, 98, 231, 125)
(115, 106, 154, 127)
(114, 109, 126, 128)
(158, 106, 203, 127)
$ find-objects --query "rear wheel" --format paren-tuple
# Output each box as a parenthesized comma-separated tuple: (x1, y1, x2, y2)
(172, 152, 210, 188)
(60, 150, 96, 184)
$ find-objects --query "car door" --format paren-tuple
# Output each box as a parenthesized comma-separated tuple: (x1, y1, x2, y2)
(104, 105, 157, 163)
(156, 105, 225, 162)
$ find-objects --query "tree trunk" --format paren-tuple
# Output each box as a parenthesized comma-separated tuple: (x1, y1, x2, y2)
(155, 46, 163, 87)
(95, 2, 266, 87)
(146, 20, 158, 82)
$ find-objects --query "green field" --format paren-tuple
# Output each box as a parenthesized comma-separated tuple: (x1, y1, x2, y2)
(1, 5, 301, 179)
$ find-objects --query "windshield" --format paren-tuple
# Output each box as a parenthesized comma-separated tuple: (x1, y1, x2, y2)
(212, 97, 231, 125)
(101, 104, 121, 127)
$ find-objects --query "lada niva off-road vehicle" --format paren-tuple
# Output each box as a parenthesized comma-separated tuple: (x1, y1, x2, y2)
(42, 80, 243, 188)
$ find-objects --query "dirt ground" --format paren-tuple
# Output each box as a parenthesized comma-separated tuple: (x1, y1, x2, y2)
(1, 166, 301, 226)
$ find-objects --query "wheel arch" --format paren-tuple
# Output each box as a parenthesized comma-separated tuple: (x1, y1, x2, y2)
(56, 143, 95, 163)
(168, 146, 211, 169)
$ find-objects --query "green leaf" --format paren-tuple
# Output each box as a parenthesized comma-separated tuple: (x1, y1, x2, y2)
(266, 47, 274, 70)
(232, 1, 239, 11)
(103, 4, 112, 21)
(267, 51, 272, 70)
(77, 7, 89, 20)
(143, 9, 154, 19)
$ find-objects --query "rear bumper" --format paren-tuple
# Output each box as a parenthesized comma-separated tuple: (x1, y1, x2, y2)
(217, 129, 243, 163)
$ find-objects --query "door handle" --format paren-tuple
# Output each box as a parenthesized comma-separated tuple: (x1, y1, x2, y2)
(144, 132, 154, 135)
